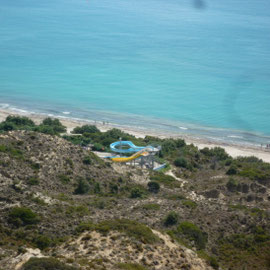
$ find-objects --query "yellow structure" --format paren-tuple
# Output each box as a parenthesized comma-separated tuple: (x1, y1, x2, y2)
(111, 149, 149, 163)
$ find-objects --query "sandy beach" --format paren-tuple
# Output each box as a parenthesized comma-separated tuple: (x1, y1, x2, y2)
(1, 108, 270, 163)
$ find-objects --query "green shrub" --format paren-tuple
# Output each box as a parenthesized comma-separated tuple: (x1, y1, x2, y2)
(66, 205, 89, 217)
(226, 165, 238, 175)
(41, 118, 66, 133)
(160, 140, 177, 156)
(226, 178, 238, 192)
(0, 122, 16, 131)
(130, 187, 145, 198)
(174, 157, 188, 168)
(0, 116, 35, 132)
(9, 207, 40, 227)
(22, 257, 77, 270)
(0, 144, 24, 159)
(27, 176, 39, 185)
(5, 115, 35, 127)
(147, 181, 160, 193)
(166, 194, 186, 200)
(74, 178, 90, 194)
(76, 219, 159, 244)
(83, 156, 92, 165)
(175, 139, 186, 148)
(76, 221, 94, 233)
(209, 256, 219, 270)
(33, 118, 66, 135)
(197, 251, 219, 270)
(58, 174, 70, 184)
(92, 143, 104, 151)
(117, 263, 148, 270)
(225, 158, 233, 166)
(182, 200, 197, 209)
(34, 125, 55, 135)
(30, 162, 40, 170)
(164, 211, 179, 226)
(141, 203, 160, 211)
(72, 125, 100, 134)
(150, 172, 180, 188)
(62, 134, 91, 146)
(177, 221, 207, 249)
(94, 219, 159, 244)
(33, 235, 51, 250)
(200, 147, 229, 161)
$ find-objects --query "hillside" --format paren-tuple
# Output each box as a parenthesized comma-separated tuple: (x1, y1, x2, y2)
(0, 118, 269, 270)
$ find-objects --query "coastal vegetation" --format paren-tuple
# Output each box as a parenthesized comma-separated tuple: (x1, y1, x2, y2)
(0, 115, 66, 135)
(0, 116, 269, 270)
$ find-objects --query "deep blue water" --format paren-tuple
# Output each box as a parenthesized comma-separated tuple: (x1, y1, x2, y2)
(0, 0, 270, 145)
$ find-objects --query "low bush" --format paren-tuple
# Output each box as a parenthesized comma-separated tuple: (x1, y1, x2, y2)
(226, 165, 238, 175)
(164, 211, 179, 226)
(76, 219, 159, 244)
(200, 147, 229, 161)
(58, 174, 71, 184)
(147, 181, 160, 193)
(82, 156, 92, 165)
(176, 221, 208, 250)
(62, 134, 91, 146)
(174, 157, 188, 168)
(27, 176, 39, 185)
(41, 118, 66, 133)
(182, 200, 197, 209)
(141, 203, 160, 211)
(74, 178, 90, 194)
(150, 172, 180, 188)
(130, 187, 145, 198)
(226, 178, 238, 192)
(72, 125, 100, 134)
(33, 235, 51, 250)
(9, 207, 40, 227)
(117, 263, 148, 270)
(22, 257, 77, 270)
(0, 116, 35, 132)
(92, 143, 104, 151)
(0, 144, 24, 159)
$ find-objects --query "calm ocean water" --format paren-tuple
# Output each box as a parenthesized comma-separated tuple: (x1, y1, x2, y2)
(0, 0, 270, 145)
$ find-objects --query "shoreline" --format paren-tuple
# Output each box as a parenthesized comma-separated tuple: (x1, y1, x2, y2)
(0, 108, 270, 163)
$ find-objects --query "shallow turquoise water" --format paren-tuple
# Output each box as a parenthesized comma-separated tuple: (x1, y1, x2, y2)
(0, 0, 270, 144)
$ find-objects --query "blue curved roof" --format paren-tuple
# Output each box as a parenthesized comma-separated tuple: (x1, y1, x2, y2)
(110, 141, 146, 153)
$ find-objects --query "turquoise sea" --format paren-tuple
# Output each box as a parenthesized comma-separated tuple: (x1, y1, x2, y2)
(0, 0, 270, 145)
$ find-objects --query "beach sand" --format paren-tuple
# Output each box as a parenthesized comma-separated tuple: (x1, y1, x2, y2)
(1, 108, 270, 163)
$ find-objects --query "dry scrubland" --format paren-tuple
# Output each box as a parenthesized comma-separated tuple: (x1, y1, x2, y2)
(0, 116, 269, 270)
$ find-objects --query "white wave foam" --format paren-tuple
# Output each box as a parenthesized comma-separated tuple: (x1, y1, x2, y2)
(178, 126, 188, 130)
(228, 135, 244, 139)
(0, 103, 10, 109)
(9, 107, 29, 114)
(62, 111, 71, 115)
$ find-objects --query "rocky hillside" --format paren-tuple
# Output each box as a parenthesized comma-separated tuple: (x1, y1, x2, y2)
(0, 129, 269, 270)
